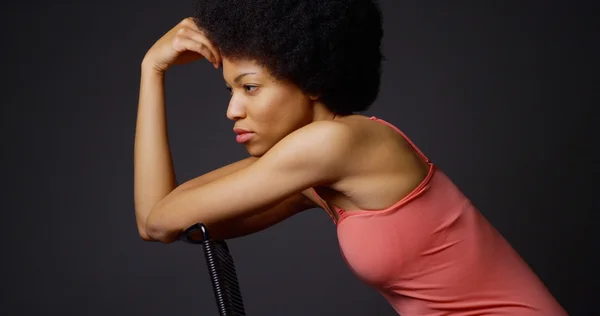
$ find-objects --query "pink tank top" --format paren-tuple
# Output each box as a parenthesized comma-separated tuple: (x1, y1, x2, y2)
(312, 116, 567, 316)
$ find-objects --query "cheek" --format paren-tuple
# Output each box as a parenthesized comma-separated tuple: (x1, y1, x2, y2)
(247, 94, 312, 155)
(253, 90, 311, 125)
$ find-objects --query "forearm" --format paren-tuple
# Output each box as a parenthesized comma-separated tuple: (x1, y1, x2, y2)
(133, 62, 176, 240)
(183, 192, 313, 241)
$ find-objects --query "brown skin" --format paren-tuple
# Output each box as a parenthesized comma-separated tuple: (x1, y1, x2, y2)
(134, 18, 430, 243)
(224, 58, 326, 157)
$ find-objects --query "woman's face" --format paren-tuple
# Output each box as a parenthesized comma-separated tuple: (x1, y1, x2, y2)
(222, 58, 316, 157)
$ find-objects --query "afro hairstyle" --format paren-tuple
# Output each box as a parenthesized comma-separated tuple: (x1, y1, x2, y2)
(193, 0, 384, 115)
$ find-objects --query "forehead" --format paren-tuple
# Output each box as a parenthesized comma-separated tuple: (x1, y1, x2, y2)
(222, 58, 268, 82)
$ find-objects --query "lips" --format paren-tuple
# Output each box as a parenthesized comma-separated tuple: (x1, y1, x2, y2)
(233, 127, 251, 134)
(233, 127, 255, 144)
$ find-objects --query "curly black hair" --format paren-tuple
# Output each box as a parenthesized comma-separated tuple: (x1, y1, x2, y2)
(193, 0, 384, 115)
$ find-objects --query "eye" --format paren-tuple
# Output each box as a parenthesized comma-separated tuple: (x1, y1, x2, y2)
(225, 86, 232, 95)
(244, 85, 258, 93)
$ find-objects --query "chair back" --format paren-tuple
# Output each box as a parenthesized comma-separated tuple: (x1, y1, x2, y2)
(182, 223, 246, 316)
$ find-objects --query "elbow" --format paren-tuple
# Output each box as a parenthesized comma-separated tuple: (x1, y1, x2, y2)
(134, 202, 161, 242)
(146, 226, 177, 244)
(134, 210, 158, 242)
(137, 225, 155, 242)
(145, 210, 180, 244)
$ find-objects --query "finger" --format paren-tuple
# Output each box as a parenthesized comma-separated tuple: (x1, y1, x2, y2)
(172, 35, 218, 67)
(175, 27, 221, 67)
(184, 28, 222, 66)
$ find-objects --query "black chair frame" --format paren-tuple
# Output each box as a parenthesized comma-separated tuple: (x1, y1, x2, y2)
(181, 223, 246, 316)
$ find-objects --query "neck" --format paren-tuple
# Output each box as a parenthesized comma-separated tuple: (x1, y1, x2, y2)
(311, 102, 338, 122)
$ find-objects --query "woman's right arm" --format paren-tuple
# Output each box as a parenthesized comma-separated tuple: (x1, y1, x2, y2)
(134, 18, 315, 241)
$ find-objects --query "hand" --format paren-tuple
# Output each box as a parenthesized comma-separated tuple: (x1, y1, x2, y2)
(142, 17, 222, 73)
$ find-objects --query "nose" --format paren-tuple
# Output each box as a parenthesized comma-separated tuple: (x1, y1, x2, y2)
(226, 95, 246, 121)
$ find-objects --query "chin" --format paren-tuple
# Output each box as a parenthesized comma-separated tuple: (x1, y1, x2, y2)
(244, 140, 274, 158)
(245, 144, 267, 158)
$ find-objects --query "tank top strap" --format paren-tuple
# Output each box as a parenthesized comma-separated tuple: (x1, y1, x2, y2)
(311, 188, 339, 224)
(369, 116, 431, 163)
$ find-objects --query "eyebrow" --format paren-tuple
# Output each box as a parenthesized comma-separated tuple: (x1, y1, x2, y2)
(233, 72, 256, 84)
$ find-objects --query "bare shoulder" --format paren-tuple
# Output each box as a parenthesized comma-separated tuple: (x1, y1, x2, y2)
(263, 119, 358, 168)
(283, 119, 355, 149)
(284, 120, 359, 208)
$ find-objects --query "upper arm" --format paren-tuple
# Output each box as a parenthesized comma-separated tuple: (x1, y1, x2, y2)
(204, 189, 319, 240)
(146, 121, 354, 242)
(173, 156, 258, 192)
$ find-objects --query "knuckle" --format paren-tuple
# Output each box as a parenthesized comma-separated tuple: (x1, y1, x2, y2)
(172, 37, 182, 48)
(181, 17, 197, 28)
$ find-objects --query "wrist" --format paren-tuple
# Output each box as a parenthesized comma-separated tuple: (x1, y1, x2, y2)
(141, 56, 166, 77)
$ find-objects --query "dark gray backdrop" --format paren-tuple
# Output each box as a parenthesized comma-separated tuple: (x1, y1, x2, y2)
(1, 1, 596, 315)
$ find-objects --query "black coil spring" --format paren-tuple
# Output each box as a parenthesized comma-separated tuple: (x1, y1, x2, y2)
(203, 239, 246, 316)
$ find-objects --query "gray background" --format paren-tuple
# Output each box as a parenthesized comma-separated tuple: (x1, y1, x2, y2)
(1, 1, 596, 315)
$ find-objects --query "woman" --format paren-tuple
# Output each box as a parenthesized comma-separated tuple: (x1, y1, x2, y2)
(133, 1, 567, 315)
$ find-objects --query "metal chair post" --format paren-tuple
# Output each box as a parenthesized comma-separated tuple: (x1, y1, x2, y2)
(181, 223, 246, 316)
